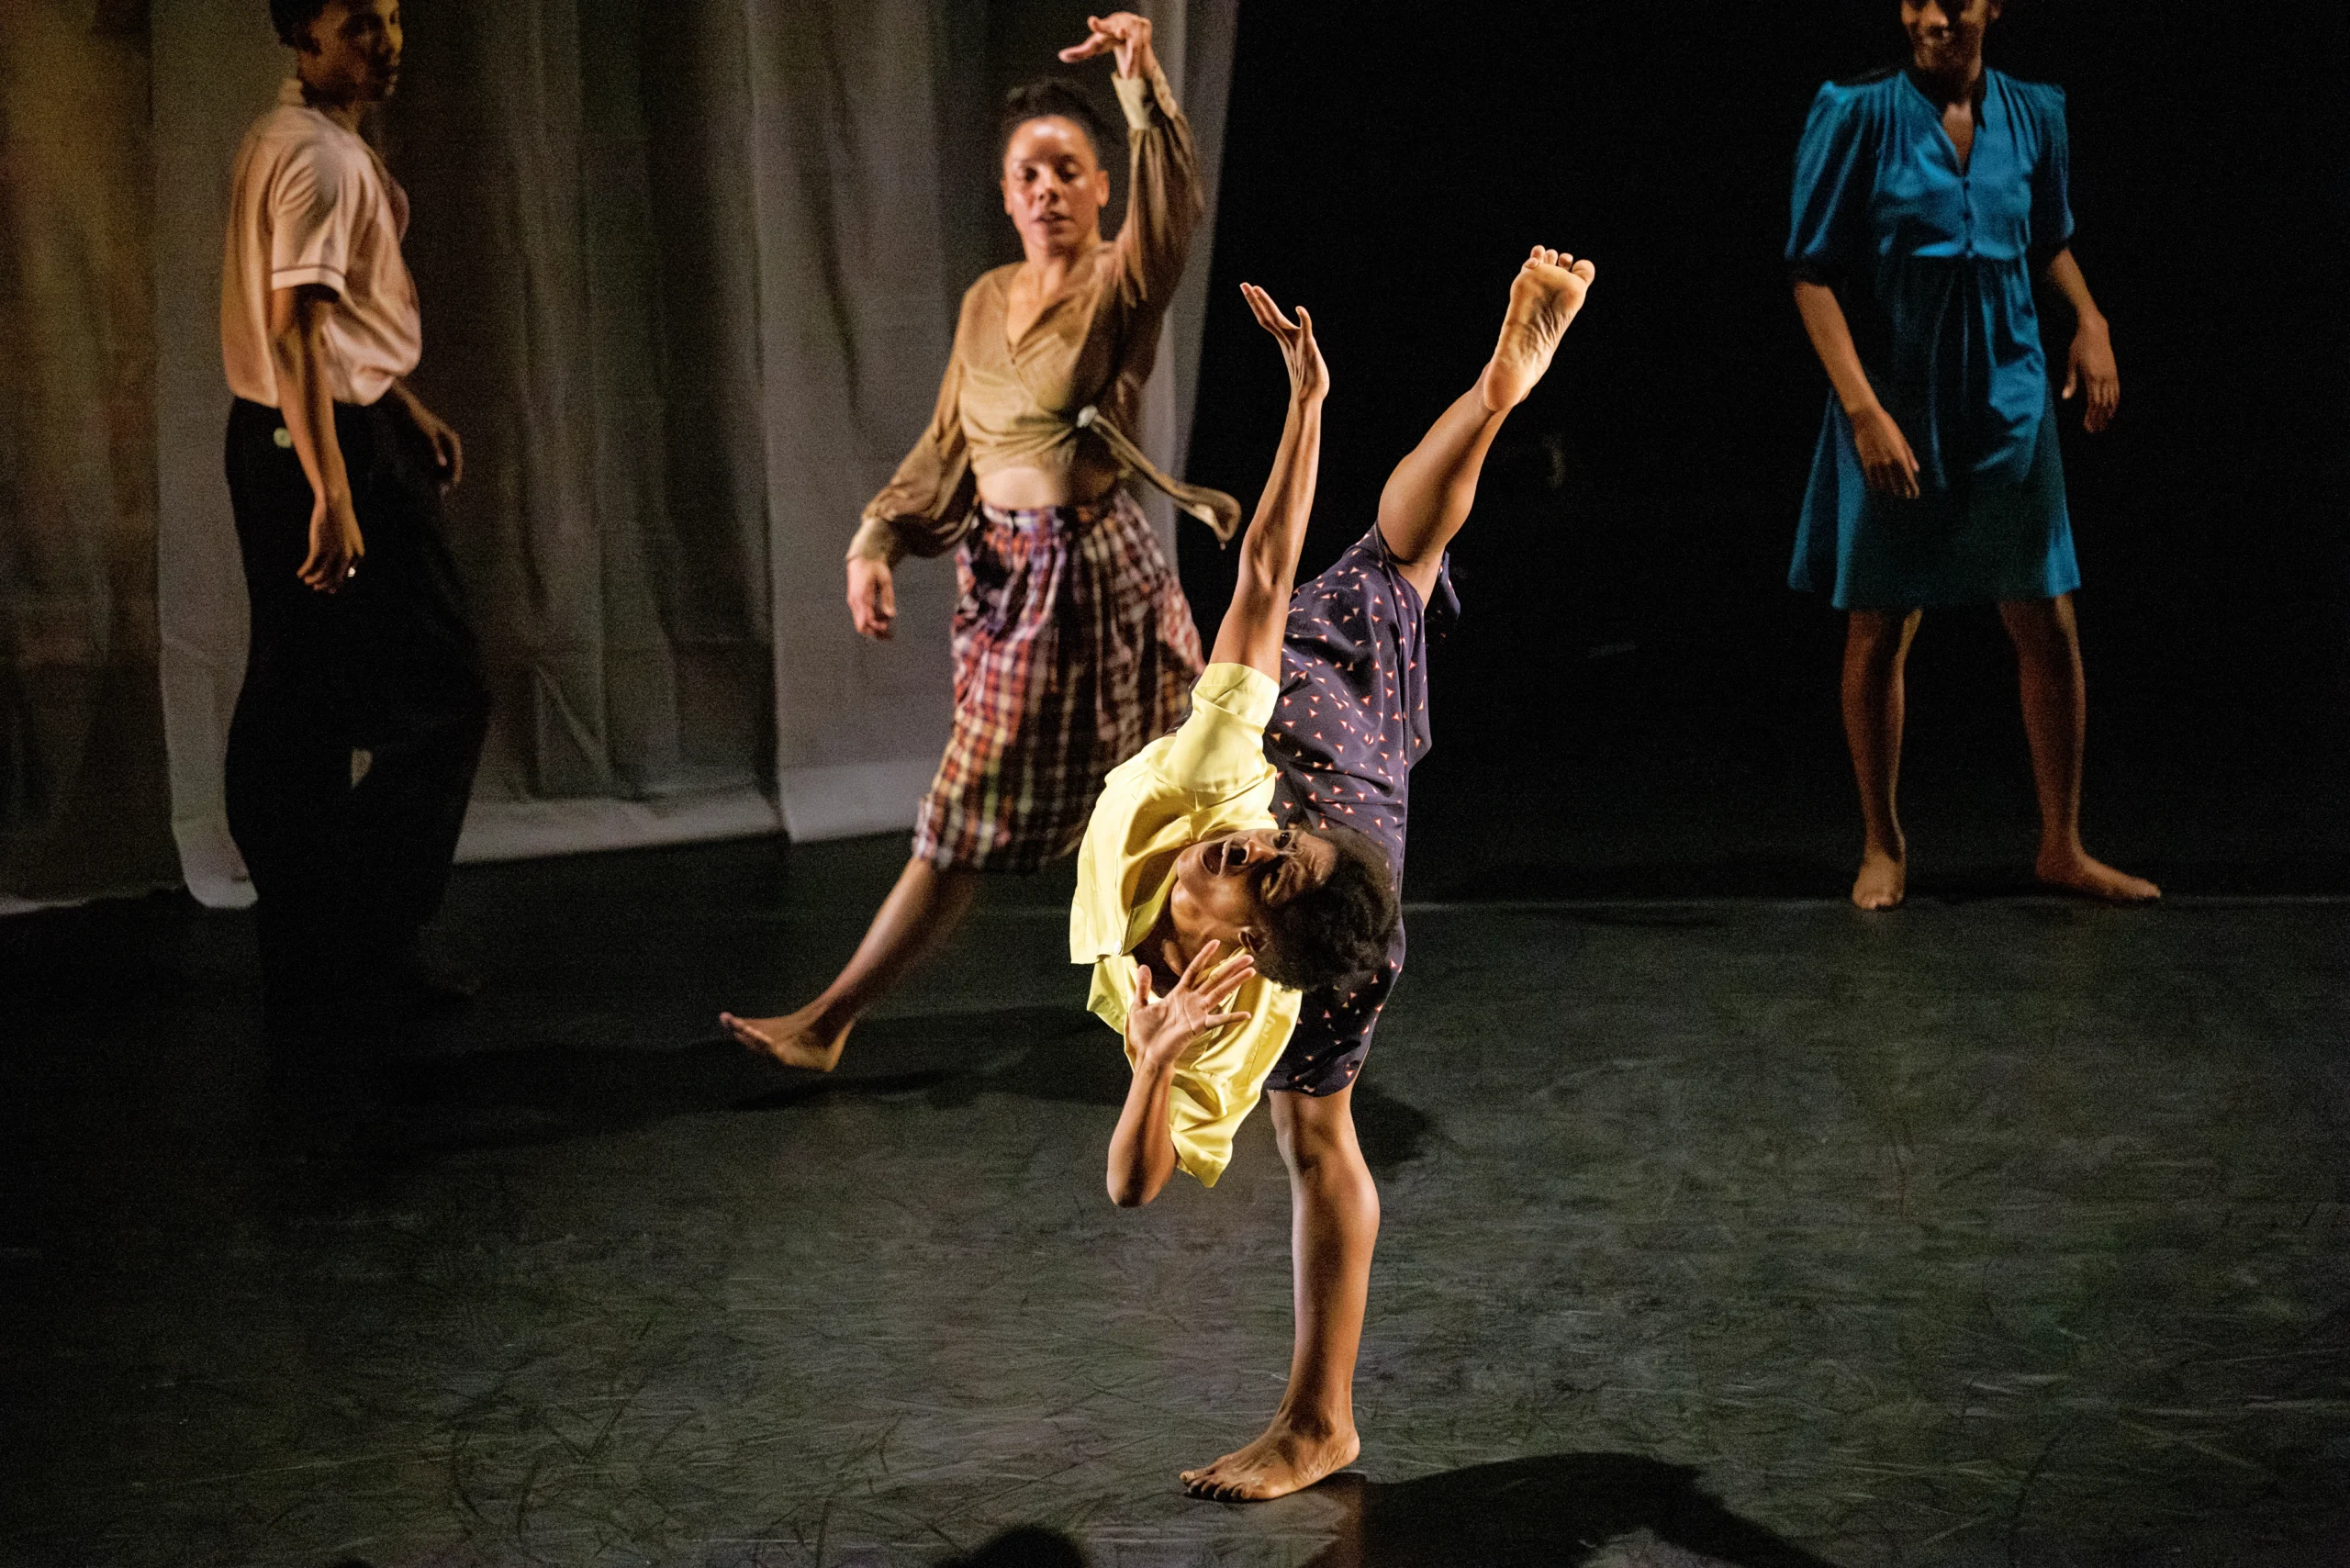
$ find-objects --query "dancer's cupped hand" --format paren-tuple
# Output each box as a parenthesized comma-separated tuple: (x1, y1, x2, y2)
(1058, 13, 1153, 79)
(1127, 938, 1254, 1072)
(2063, 319, 2120, 434)
(847, 554, 896, 639)
(1852, 402, 1921, 500)
(1240, 283, 1328, 404)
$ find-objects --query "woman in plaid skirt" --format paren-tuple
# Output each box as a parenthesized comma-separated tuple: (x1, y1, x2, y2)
(722, 12, 1232, 1070)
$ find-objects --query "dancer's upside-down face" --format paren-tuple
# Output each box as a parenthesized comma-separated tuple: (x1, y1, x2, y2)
(1001, 117, 1111, 255)
(1168, 827, 1337, 959)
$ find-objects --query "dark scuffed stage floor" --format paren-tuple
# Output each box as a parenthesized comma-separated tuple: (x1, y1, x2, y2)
(4, 837, 2347, 1567)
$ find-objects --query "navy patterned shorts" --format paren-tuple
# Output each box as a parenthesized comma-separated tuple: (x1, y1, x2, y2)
(1261, 526, 1457, 1097)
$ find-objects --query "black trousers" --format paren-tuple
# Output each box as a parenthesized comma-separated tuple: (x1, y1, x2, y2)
(223, 397, 489, 1003)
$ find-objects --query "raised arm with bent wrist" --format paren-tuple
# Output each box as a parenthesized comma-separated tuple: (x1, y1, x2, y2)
(1101, 282, 1326, 1205)
(1212, 284, 1327, 678)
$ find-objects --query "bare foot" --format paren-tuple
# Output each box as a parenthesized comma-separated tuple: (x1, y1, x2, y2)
(1478, 245, 1597, 412)
(2036, 847, 2160, 904)
(1852, 848, 1907, 911)
(720, 1001, 853, 1070)
(1180, 1419, 1360, 1503)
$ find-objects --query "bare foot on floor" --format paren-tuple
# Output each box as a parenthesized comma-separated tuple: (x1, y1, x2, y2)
(2036, 847, 2160, 904)
(1181, 1420, 1360, 1503)
(1852, 848, 1907, 911)
(720, 1002, 853, 1070)
(1479, 245, 1597, 412)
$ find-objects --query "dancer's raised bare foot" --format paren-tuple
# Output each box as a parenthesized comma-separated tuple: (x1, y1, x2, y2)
(1478, 245, 1597, 413)
(1852, 848, 1907, 911)
(1180, 1417, 1360, 1503)
(2036, 846, 2159, 904)
(720, 1001, 853, 1071)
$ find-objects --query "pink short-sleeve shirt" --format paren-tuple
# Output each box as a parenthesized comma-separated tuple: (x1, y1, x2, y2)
(220, 79, 421, 409)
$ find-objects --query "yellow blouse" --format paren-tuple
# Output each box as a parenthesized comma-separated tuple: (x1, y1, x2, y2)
(849, 64, 1204, 566)
(1070, 664, 1304, 1187)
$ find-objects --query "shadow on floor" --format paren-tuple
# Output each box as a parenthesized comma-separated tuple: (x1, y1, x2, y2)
(363, 1007, 1437, 1176)
(936, 1526, 1089, 1566)
(1301, 1453, 1837, 1568)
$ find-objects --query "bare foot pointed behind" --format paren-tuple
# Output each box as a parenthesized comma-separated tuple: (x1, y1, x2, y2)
(721, 1001, 853, 1071)
(1479, 245, 1596, 413)
(1180, 1419, 1360, 1503)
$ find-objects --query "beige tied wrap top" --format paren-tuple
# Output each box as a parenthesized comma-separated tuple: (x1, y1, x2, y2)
(847, 64, 1233, 565)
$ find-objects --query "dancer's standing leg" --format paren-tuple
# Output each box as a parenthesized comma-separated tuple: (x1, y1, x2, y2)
(1842, 607, 1921, 910)
(1182, 247, 1595, 1502)
(2000, 593, 2158, 902)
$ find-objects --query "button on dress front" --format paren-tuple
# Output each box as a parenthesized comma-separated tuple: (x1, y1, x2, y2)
(1787, 67, 2083, 610)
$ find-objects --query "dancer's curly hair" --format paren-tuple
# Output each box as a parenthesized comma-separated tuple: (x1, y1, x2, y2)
(998, 77, 1119, 167)
(1256, 825, 1399, 994)
(268, 0, 332, 49)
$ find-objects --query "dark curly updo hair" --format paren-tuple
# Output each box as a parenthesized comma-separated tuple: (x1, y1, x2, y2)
(1256, 825, 1400, 994)
(268, 0, 332, 49)
(997, 76, 1118, 168)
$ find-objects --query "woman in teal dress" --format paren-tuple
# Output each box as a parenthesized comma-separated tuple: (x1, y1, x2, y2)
(1787, 0, 2157, 910)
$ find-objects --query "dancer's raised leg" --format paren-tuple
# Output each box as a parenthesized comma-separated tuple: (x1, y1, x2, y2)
(1182, 1084, 1375, 1501)
(1843, 608, 1920, 910)
(1377, 246, 1595, 601)
(1999, 594, 2159, 903)
(721, 858, 981, 1070)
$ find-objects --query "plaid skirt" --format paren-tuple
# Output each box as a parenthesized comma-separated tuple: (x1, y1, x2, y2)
(913, 489, 1203, 872)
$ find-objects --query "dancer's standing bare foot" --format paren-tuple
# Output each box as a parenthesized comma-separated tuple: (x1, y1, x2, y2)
(720, 1003, 854, 1071)
(1478, 245, 1596, 412)
(1181, 1418, 1360, 1503)
(1852, 847, 1907, 911)
(2035, 846, 2159, 904)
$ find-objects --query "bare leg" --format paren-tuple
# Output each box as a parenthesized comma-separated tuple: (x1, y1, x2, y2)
(1999, 594, 2159, 902)
(1378, 246, 1595, 604)
(720, 857, 982, 1070)
(1181, 1085, 1374, 1501)
(1843, 608, 1921, 910)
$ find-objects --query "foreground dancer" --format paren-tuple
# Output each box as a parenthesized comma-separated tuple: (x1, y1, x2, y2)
(221, 0, 488, 1030)
(1079, 250, 1595, 1501)
(1788, 0, 2156, 910)
(723, 11, 1234, 1069)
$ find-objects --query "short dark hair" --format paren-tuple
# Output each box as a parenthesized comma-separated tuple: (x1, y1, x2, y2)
(1257, 825, 1400, 994)
(997, 76, 1117, 168)
(270, 0, 331, 50)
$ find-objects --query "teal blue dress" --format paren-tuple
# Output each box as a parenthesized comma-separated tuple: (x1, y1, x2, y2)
(1787, 67, 2081, 610)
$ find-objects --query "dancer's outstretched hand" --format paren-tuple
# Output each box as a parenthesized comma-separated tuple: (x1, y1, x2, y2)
(1128, 938, 1255, 1072)
(1241, 283, 1328, 404)
(1058, 12, 1154, 78)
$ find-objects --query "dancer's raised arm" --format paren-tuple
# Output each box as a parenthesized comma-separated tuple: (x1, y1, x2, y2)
(1058, 12, 1202, 310)
(1211, 284, 1327, 679)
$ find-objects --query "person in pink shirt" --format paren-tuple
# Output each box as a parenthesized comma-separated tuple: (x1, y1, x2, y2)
(219, 0, 487, 1030)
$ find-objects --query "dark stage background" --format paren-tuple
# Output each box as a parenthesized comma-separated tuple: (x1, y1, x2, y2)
(1181, 1, 2349, 899)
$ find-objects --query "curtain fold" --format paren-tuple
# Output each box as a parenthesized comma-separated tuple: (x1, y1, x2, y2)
(392, 0, 777, 848)
(742, 0, 963, 840)
(0, 0, 179, 913)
